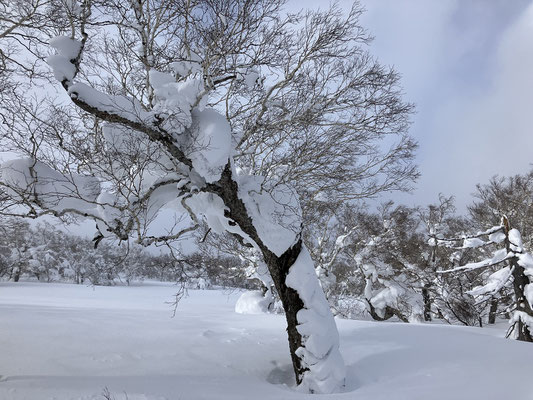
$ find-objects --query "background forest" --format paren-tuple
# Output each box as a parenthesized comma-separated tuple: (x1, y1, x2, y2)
(3, 167, 532, 330)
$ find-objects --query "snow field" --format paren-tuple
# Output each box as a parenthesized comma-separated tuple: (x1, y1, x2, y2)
(1, 282, 532, 400)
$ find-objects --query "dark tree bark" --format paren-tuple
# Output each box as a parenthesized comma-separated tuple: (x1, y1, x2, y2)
(422, 284, 432, 321)
(12, 268, 20, 282)
(503, 216, 533, 342)
(509, 258, 533, 341)
(488, 298, 498, 324)
(211, 165, 310, 383)
(366, 298, 409, 323)
(263, 240, 308, 381)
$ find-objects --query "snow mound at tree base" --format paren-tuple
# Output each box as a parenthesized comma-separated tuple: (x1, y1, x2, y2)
(235, 290, 272, 314)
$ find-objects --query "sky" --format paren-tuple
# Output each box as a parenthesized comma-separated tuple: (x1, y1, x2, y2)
(364, 0, 533, 211)
(297, 0, 533, 211)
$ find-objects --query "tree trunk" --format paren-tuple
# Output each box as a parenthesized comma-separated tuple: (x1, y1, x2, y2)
(503, 216, 533, 342)
(422, 284, 432, 321)
(509, 258, 533, 341)
(262, 239, 307, 380)
(488, 298, 498, 324)
(211, 165, 345, 392)
(12, 267, 20, 282)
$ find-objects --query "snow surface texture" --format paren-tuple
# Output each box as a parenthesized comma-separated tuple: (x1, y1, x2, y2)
(1, 282, 533, 400)
(285, 246, 346, 394)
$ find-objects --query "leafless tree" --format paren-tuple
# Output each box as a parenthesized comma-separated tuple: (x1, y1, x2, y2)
(469, 170, 533, 250)
(0, 0, 417, 392)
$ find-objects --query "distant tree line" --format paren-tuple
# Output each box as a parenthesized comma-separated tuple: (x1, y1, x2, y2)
(299, 168, 533, 336)
(0, 217, 252, 289)
(3, 168, 533, 339)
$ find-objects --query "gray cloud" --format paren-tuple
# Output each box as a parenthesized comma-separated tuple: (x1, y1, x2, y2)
(355, 0, 533, 210)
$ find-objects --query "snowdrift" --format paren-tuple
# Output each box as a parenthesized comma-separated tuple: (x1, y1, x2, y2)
(0, 282, 531, 400)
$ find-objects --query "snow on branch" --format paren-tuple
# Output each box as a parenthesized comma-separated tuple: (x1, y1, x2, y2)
(468, 266, 514, 298)
(1, 158, 100, 215)
(46, 30, 196, 172)
(430, 225, 505, 249)
(437, 249, 511, 273)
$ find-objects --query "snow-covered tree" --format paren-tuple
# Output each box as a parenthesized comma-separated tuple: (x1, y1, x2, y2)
(302, 202, 364, 317)
(439, 216, 533, 341)
(469, 170, 533, 252)
(466, 172, 533, 324)
(353, 203, 425, 322)
(416, 195, 483, 325)
(0, 1, 417, 391)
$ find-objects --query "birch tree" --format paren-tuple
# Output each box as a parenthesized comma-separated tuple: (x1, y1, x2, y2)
(0, 0, 417, 392)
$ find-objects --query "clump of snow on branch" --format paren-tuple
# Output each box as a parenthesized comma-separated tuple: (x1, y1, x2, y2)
(1, 158, 99, 214)
(285, 246, 345, 394)
(187, 109, 232, 183)
(68, 83, 154, 125)
(46, 37, 81, 82)
(462, 237, 486, 248)
(360, 257, 402, 318)
(243, 68, 261, 89)
(149, 69, 205, 134)
(238, 175, 301, 257)
(357, 238, 398, 314)
(96, 191, 123, 226)
(489, 230, 506, 244)
(468, 267, 513, 297)
(508, 229, 523, 252)
(370, 285, 403, 313)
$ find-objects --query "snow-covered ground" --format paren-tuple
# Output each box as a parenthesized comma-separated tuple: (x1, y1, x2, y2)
(1, 282, 532, 400)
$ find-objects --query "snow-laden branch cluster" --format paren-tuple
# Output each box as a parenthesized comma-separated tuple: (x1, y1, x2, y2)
(439, 219, 533, 341)
(353, 212, 424, 322)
